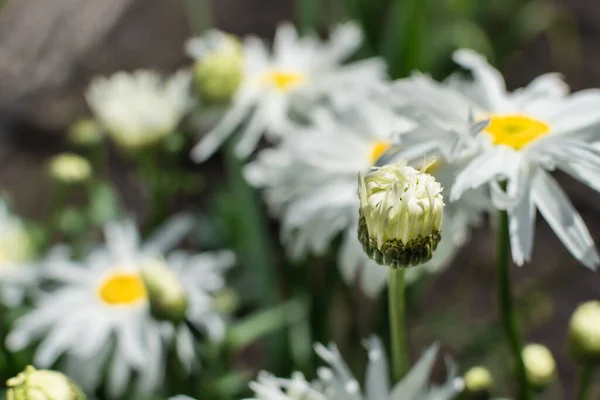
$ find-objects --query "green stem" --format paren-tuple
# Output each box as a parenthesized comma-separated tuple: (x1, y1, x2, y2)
(576, 363, 596, 400)
(388, 267, 409, 382)
(496, 210, 531, 400)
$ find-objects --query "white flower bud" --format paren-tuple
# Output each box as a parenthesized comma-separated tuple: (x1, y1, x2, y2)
(48, 153, 92, 184)
(192, 34, 243, 103)
(463, 366, 493, 395)
(569, 301, 600, 363)
(140, 258, 188, 323)
(6, 366, 85, 400)
(358, 161, 443, 268)
(522, 344, 556, 391)
(67, 119, 103, 147)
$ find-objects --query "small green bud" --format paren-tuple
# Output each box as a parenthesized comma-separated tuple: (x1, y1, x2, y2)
(522, 344, 556, 391)
(358, 161, 444, 268)
(192, 34, 243, 103)
(569, 301, 600, 363)
(212, 288, 239, 314)
(67, 119, 103, 147)
(140, 258, 188, 323)
(48, 153, 92, 184)
(6, 366, 85, 400)
(463, 366, 493, 395)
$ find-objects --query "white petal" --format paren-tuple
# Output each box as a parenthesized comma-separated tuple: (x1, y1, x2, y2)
(176, 327, 197, 372)
(107, 350, 131, 398)
(323, 22, 363, 63)
(233, 100, 270, 158)
(451, 148, 513, 201)
(144, 213, 194, 253)
(389, 344, 439, 399)
(508, 191, 536, 266)
(531, 170, 599, 269)
(190, 100, 253, 162)
(548, 89, 600, 134)
(452, 49, 508, 111)
(364, 336, 390, 399)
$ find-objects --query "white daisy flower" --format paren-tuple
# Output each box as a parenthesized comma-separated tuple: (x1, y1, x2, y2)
(189, 22, 388, 162)
(0, 201, 38, 306)
(86, 69, 193, 151)
(390, 48, 600, 268)
(6, 216, 234, 398)
(247, 336, 461, 400)
(246, 106, 479, 295)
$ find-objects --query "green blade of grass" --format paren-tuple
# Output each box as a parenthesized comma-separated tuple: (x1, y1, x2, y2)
(297, 0, 320, 33)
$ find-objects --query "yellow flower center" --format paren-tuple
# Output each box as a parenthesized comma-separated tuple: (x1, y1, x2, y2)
(262, 70, 305, 92)
(369, 141, 392, 164)
(98, 272, 147, 306)
(485, 114, 550, 150)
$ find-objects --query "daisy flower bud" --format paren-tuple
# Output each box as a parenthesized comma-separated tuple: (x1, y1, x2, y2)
(522, 344, 556, 391)
(140, 258, 188, 323)
(568, 301, 600, 363)
(358, 161, 443, 268)
(67, 119, 103, 147)
(48, 153, 92, 184)
(192, 34, 243, 103)
(463, 366, 493, 395)
(7, 366, 85, 400)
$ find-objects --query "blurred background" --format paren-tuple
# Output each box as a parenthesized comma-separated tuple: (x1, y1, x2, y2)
(1, 0, 600, 398)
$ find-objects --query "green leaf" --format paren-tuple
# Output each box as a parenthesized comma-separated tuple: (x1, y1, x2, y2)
(225, 297, 308, 352)
(297, 0, 320, 33)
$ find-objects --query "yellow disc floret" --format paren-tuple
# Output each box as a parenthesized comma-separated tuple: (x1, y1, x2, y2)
(485, 114, 550, 150)
(368, 141, 392, 164)
(98, 272, 147, 306)
(262, 70, 306, 92)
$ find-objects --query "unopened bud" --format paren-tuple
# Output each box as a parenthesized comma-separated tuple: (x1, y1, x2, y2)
(358, 161, 443, 268)
(187, 32, 243, 103)
(569, 301, 600, 363)
(7, 366, 85, 400)
(522, 344, 556, 391)
(140, 258, 188, 323)
(68, 119, 103, 147)
(48, 153, 92, 184)
(463, 366, 493, 396)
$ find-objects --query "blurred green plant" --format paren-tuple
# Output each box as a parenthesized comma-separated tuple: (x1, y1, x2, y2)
(298, 0, 579, 78)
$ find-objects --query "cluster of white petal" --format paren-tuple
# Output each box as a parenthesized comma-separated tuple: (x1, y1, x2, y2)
(390, 49, 600, 269)
(247, 337, 461, 400)
(189, 22, 388, 161)
(6, 217, 234, 398)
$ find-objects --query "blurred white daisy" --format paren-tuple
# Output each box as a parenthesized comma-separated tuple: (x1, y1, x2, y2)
(248, 336, 461, 400)
(391, 48, 600, 268)
(6, 217, 234, 398)
(188, 22, 388, 162)
(86, 69, 193, 151)
(246, 106, 477, 295)
(0, 201, 38, 306)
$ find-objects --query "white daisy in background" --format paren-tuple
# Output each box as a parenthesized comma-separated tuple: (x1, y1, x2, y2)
(0, 201, 38, 306)
(6, 217, 234, 398)
(245, 105, 475, 296)
(86, 69, 193, 151)
(390, 48, 600, 268)
(247, 336, 461, 400)
(188, 22, 388, 162)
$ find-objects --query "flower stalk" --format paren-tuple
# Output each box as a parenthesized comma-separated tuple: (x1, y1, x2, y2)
(575, 364, 596, 400)
(496, 210, 531, 400)
(388, 267, 409, 382)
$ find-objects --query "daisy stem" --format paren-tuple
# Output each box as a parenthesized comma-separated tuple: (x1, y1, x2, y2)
(575, 363, 596, 400)
(496, 210, 531, 400)
(388, 266, 409, 382)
